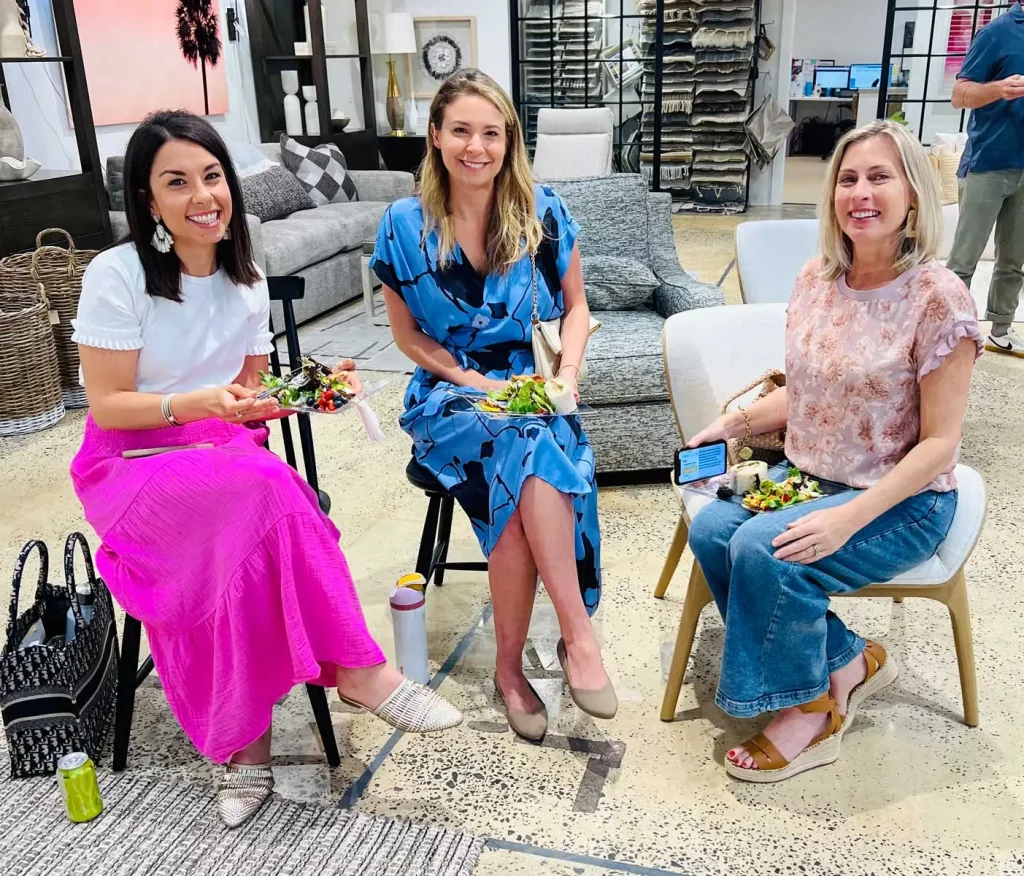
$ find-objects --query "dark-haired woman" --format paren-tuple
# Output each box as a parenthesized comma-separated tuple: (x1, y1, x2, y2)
(69, 111, 461, 828)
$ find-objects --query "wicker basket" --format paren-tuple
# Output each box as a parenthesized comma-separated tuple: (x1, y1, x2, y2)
(30, 229, 98, 409)
(0, 286, 65, 436)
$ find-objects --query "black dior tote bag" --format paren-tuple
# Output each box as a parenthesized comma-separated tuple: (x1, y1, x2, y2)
(1, 534, 119, 778)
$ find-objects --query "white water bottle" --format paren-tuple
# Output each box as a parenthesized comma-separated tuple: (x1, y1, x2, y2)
(65, 586, 94, 644)
(389, 574, 429, 684)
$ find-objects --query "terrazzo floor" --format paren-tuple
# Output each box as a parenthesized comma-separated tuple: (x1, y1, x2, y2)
(2, 216, 1023, 875)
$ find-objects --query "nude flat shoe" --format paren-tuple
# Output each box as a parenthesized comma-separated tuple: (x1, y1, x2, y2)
(556, 638, 618, 720)
(494, 673, 548, 742)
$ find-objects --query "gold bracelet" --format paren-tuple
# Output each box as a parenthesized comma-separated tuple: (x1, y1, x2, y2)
(161, 394, 183, 427)
(737, 406, 752, 442)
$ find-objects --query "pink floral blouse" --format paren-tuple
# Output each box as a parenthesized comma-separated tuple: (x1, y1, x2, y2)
(785, 258, 983, 491)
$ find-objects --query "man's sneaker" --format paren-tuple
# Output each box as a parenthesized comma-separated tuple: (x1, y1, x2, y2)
(985, 326, 1024, 358)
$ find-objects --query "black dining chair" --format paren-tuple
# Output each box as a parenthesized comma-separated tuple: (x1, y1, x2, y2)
(111, 275, 341, 771)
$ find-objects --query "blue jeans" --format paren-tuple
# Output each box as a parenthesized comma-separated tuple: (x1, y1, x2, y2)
(688, 488, 957, 718)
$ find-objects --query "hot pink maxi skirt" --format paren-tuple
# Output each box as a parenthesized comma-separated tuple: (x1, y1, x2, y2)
(70, 416, 385, 764)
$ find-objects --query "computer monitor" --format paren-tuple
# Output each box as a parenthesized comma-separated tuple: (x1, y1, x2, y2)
(849, 63, 894, 90)
(814, 66, 850, 91)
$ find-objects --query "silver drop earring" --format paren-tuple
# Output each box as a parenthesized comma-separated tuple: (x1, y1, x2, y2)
(151, 219, 173, 253)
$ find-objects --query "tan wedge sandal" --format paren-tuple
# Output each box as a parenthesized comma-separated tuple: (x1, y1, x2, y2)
(724, 692, 843, 784)
(841, 639, 897, 734)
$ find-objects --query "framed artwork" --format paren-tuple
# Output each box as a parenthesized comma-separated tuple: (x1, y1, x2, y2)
(410, 16, 477, 99)
(600, 39, 643, 90)
(74, 0, 228, 125)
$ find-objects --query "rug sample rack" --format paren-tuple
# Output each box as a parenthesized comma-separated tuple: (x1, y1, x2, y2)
(511, 0, 759, 212)
(520, 0, 607, 152)
(638, 0, 757, 212)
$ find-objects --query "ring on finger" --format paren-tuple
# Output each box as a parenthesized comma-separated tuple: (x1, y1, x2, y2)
(812, 544, 821, 557)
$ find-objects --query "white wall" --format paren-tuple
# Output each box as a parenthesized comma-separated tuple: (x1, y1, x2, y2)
(749, 0, 796, 205)
(791, 0, 888, 66)
(4, 0, 261, 170)
(370, 0, 511, 136)
(322, 1, 366, 130)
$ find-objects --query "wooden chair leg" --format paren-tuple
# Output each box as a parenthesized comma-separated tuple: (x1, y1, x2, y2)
(943, 570, 979, 727)
(660, 561, 713, 721)
(113, 614, 142, 772)
(305, 683, 341, 767)
(654, 513, 689, 599)
(432, 496, 455, 588)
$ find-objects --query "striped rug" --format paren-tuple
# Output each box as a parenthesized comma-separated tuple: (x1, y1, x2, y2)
(1, 772, 482, 875)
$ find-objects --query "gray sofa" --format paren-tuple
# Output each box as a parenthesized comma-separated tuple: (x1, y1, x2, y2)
(548, 174, 725, 473)
(106, 144, 414, 328)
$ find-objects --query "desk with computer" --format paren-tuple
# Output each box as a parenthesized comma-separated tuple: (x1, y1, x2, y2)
(789, 63, 908, 155)
(798, 63, 900, 100)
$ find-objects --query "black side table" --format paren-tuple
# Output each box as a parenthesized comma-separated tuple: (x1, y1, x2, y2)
(378, 135, 427, 174)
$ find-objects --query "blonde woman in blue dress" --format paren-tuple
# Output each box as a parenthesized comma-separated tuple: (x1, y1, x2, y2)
(370, 69, 616, 741)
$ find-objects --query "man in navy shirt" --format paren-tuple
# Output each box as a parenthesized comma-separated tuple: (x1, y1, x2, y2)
(950, 3, 1024, 357)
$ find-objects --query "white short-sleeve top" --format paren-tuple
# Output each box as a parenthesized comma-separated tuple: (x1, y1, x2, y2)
(71, 243, 274, 394)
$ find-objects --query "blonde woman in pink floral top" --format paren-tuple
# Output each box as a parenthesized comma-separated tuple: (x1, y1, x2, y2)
(687, 121, 983, 784)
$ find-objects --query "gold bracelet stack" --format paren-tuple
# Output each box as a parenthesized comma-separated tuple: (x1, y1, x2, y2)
(735, 406, 754, 460)
(161, 394, 183, 427)
(737, 406, 752, 442)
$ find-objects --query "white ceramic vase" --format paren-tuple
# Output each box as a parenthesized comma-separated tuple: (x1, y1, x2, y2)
(406, 98, 420, 135)
(0, 105, 24, 161)
(0, 0, 27, 57)
(0, 156, 40, 180)
(282, 71, 303, 136)
(302, 85, 320, 137)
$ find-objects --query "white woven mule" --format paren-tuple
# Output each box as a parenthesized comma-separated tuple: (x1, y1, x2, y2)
(339, 679, 462, 733)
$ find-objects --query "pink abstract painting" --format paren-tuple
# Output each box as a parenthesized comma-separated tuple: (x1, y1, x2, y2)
(75, 0, 228, 126)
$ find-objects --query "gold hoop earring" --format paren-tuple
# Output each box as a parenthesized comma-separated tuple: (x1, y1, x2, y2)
(905, 207, 918, 239)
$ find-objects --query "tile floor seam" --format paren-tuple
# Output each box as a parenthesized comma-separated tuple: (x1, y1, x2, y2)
(338, 601, 494, 809)
(484, 838, 690, 876)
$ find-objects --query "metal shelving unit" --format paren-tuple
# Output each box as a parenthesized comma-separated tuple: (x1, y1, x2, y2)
(511, 0, 759, 212)
(244, 0, 378, 168)
(0, 0, 110, 255)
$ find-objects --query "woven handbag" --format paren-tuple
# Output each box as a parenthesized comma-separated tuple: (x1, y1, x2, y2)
(0, 534, 119, 779)
(723, 369, 788, 466)
(0, 265, 64, 437)
(30, 229, 98, 410)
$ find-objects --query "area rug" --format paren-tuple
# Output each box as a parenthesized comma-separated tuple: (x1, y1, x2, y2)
(0, 772, 483, 876)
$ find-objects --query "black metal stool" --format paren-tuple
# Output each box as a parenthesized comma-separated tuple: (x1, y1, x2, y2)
(111, 275, 341, 771)
(406, 457, 488, 587)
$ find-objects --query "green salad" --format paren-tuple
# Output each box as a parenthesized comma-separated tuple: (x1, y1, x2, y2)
(478, 375, 555, 414)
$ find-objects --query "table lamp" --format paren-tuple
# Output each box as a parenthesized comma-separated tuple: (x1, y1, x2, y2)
(376, 13, 416, 137)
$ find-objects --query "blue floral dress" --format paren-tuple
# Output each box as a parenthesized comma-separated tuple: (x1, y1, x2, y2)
(369, 186, 601, 613)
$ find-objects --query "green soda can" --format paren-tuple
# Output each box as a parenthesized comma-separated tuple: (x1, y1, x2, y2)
(57, 752, 104, 823)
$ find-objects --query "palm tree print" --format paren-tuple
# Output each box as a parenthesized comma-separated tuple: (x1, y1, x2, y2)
(176, 0, 222, 115)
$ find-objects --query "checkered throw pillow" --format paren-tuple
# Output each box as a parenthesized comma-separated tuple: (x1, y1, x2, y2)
(279, 135, 359, 206)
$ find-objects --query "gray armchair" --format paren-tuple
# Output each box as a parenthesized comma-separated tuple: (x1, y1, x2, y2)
(545, 173, 724, 473)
